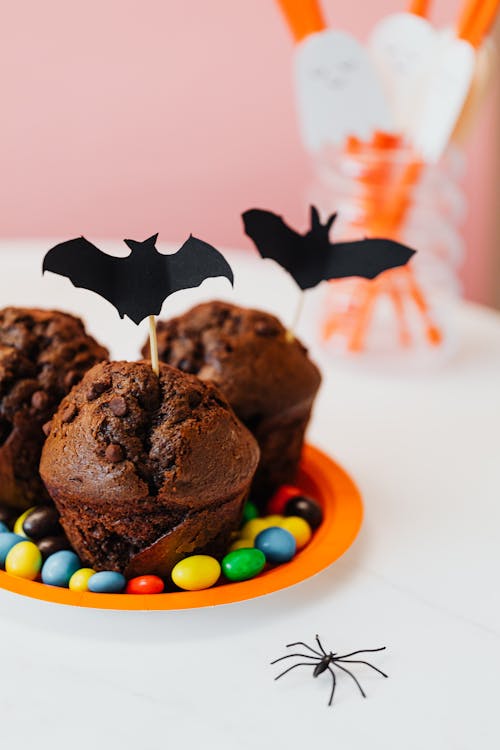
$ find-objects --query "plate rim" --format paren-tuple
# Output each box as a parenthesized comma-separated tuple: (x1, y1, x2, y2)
(0, 444, 363, 611)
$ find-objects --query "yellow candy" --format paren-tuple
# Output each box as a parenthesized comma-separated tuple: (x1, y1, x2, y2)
(13, 507, 36, 537)
(69, 568, 96, 592)
(279, 516, 312, 549)
(229, 539, 254, 552)
(240, 518, 268, 543)
(263, 515, 285, 527)
(171, 555, 221, 591)
(5, 540, 42, 579)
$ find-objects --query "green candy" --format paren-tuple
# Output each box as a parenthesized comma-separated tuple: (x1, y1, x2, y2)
(222, 548, 266, 582)
(241, 501, 259, 525)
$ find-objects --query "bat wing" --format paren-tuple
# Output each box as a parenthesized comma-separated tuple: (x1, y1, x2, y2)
(161, 235, 234, 299)
(242, 209, 305, 280)
(43, 237, 124, 315)
(324, 238, 416, 282)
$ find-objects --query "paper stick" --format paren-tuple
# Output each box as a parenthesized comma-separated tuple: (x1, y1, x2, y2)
(452, 39, 496, 144)
(463, 0, 500, 47)
(409, 0, 432, 16)
(275, 0, 326, 43)
(149, 315, 159, 376)
(286, 292, 306, 342)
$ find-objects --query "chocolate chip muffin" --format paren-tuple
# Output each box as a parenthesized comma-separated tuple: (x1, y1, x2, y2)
(142, 301, 321, 503)
(39, 360, 259, 577)
(0, 308, 108, 510)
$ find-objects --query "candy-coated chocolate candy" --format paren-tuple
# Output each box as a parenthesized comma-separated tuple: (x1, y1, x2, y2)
(69, 568, 96, 592)
(222, 548, 266, 582)
(41, 550, 81, 587)
(13, 507, 36, 537)
(279, 516, 312, 549)
(0, 521, 9, 533)
(240, 518, 268, 543)
(266, 485, 302, 515)
(263, 514, 284, 527)
(5, 541, 42, 580)
(229, 539, 254, 552)
(23, 506, 62, 540)
(241, 501, 259, 525)
(88, 571, 126, 593)
(0, 533, 25, 566)
(171, 555, 221, 591)
(284, 495, 323, 530)
(254, 527, 296, 563)
(37, 534, 72, 560)
(125, 575, 165, 595)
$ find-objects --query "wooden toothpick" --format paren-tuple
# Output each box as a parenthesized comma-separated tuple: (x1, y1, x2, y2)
(285, 291, 306, 342)
(149, 315, 159, 375)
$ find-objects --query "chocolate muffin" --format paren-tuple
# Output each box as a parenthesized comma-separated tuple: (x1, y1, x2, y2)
(142, 301, 321, 502)
(39, 360, 259, 577)
(0, 308, 108, 510)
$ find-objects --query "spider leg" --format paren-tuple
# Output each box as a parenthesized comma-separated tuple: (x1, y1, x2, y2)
(315, 634, 328, 656)
(286, 641, 323, 657)
(336, 658, 388, 678)
(327, 666, 337, 707)
(334, 662, 367, 698)
(274, 661, 316, 681)
(335, 646, 386, 660)
(270, 653, 319, 665)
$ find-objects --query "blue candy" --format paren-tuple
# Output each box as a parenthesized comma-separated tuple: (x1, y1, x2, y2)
(88, 571, 126, 594)
(0, 533, 25, 566)
(254, 526, 296, 564)
(0, 521, 10, 534)
(41, 550, 81, 587)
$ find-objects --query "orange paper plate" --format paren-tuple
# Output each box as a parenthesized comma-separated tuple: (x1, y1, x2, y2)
(0, 445, 362, 610)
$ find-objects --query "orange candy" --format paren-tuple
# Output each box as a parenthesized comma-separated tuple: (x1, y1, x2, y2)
(125, 575, 165, 595)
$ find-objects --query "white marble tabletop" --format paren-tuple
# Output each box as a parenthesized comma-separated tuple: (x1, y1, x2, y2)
(0, 242, 499, 749)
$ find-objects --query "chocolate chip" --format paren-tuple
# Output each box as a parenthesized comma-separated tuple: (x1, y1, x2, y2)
(42, 420, 53, 436)
(64, 370, 80, 389)
(105, 443, 124, 463)
(31, 390, 48, 411)
(60, 403, 77, 424)
(254, 317, 280, 337)
(86, 375, 112, 401)
(108, 396, 127, 417)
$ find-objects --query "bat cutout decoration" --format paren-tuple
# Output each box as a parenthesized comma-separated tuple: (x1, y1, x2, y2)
(42, 233, 234, 325)
(242, 206, 416, 290)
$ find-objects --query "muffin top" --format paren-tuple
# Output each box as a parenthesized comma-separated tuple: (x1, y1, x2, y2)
(0, 307, 108, 440)
(142, 301, 322, 420)
(40, 360, 260, 515)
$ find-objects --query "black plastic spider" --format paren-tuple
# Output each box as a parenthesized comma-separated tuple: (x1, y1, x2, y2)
(271, 635, 388, 706)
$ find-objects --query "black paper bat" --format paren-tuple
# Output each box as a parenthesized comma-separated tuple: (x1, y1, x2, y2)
(242, 206, 415, 289)
(42, 233, 234, 325)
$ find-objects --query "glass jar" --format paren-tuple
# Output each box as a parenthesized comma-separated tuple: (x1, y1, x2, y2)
(307, 140, 466, 368)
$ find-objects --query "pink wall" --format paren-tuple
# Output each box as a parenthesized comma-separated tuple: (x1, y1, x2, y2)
(0, 1, 497, 303)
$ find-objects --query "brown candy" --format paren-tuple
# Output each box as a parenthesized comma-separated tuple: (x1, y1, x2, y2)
(108, 396, 127, 417)
(22, 505, 62, 539)
(105, 443, 124, 463)
(37, 534, 72, 560)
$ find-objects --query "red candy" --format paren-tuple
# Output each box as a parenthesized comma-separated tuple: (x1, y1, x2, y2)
(266, 485, 302, 515)
(125, 575, 165, 595)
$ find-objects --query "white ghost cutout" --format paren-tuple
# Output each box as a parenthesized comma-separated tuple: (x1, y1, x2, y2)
(295, 30, 392, 153)
(369, 12, 440, 131)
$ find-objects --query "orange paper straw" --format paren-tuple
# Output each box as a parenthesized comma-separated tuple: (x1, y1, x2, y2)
(465, 0, 500, 46)
(409, 0, 432, 17)
(275, 0, 326, 43)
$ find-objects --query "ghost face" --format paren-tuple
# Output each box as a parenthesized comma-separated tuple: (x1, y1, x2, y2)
(295, 30, 391, 152)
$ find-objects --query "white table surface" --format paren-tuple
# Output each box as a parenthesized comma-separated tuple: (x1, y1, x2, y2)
(0, 241, 499, 749)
